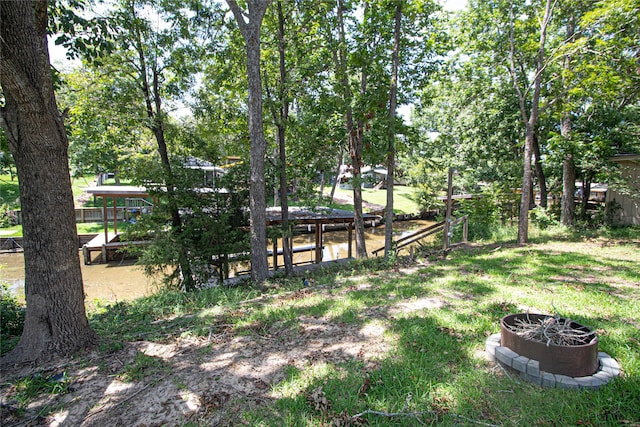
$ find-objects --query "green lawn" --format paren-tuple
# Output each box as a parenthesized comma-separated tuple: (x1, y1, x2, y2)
(0, 174, 20, 209)
(2, 227, 638, 425)
(329, 185, 420, 214)
(1, 174, 97, 210)
(0, 221, 131, 237)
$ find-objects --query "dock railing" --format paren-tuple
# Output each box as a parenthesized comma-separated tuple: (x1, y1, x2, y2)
(371, 215, 469, 256)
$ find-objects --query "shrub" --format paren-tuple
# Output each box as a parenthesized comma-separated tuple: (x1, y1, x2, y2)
(1, 282, 25, 355)
(530, 206, 557, 230)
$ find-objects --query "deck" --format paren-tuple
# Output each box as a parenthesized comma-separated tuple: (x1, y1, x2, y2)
(82, 233, 148, 265)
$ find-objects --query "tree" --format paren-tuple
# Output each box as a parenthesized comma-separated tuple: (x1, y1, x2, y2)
(507, 0, 555, 243)
(384, 0, 402, 258)
(94, 0, 213, 291)
(227, 0, 271, 283)
(0, 0, 96, 365)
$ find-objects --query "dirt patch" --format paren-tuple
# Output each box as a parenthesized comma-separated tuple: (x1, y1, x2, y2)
(0, 298, 393, 426)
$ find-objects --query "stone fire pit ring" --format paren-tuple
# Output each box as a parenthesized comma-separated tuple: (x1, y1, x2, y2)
(485, 313, 621, 389)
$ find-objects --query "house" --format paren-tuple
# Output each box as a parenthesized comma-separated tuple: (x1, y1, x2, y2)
(605, 154, 640, 225)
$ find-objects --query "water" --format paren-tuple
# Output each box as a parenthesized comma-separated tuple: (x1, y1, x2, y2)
(0, 219, 435, 303)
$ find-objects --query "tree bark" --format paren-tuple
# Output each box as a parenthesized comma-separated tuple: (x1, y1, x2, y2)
(131, 6, 194, 290)
(384, 2, 402, 258)
(560, 14, 576, 227)
(510, 0, 554, 244)
(532, 133, 547, 208)
(560, 114, 576, 226)
(228, 0, 271, 282)
(0, 0, 96, 366)
(336, 0, 367, 258)
(276, 0, 293, 275)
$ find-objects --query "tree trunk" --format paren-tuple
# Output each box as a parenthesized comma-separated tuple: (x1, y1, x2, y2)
(329, 149, 343, 202)
(133, 10, 195, 290)
(336, 0, 367, 258)
(352, 73, 368, 259)
(532, 133, 547, 208)
(560, 15, 576, 227)
(384, 2, 402, 258)
(560, 114, 576, 226)
(276, 0, 293, 275)
(0, 0, 96, 366)
(517, 125, 535, 244)
(228, 0, 270, 282)
(510, 0, 554, 244)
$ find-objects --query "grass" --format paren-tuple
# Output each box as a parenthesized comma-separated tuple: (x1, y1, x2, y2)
(0, 221, 132, 237)
(328, 185, 420, 214)
(1, 174, 96, 210)
(2, 226, 639, 425)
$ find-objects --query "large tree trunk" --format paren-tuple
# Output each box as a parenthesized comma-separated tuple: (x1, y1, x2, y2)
(384, 2, 402, 258)
(0, 0, 96, 366)
(228, 0, 270, 282)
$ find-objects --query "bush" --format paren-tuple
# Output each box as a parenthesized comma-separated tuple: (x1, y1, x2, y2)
(0, 204, 19, 227)
(457, 183, 519, 241)
(530, 206, 557, 230)
(1, 282, 25, 355)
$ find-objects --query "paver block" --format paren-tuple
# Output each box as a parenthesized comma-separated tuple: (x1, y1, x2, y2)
(525, 374, 541, 385)
(485, 338, 500, 361)
(602, 365, 621, 377)
(555, 375, 580, 390)
(495, 346, 518, 367)
(593, 371, 613, 382)
(512, 355, 529, 373)
(526, 359, 540, 377)
(487, 333, 501, 344)
(574, 376, 595, 389)
(541, 372, 556, 388)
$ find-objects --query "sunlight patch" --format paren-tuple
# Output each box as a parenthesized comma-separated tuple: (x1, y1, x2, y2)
(389, 297, 445, 316)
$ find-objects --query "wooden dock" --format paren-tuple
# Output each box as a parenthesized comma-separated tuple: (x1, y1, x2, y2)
(82, 233, 148, 265)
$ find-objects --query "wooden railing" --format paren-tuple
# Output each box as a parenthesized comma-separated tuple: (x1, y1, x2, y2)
(372, 215, 469, 256)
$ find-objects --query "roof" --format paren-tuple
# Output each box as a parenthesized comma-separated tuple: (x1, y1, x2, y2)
(84, 186, 149, 197)
(611, 154, 640, 163)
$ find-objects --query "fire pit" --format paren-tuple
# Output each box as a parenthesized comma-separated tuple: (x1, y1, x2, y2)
(500, 313, 598, 377)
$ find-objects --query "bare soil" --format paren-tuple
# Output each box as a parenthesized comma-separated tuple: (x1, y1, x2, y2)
(0, 276, 433, 427)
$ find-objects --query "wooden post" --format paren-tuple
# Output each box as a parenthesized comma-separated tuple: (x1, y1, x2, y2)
(113, 197, 118, 235)
(272, 237, 278, 270)
(347, 223, 353, 258)
(102, 196, 108, 243)
(463, 216, 468, 243)
(314, 220, 322, 263)
(443, 168, 454, 251)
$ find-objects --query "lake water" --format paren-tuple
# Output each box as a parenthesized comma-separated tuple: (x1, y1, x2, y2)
(1, 220, 435, 303)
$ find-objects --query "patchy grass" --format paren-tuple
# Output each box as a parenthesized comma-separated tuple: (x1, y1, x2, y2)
(328, 185, 420, 214)
(1, 227, 639, 426)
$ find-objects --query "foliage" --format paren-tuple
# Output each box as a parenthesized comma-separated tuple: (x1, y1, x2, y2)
(10, 371, 71, 411)
(529, 206, 557, 230)
(457, 183, 520, 241)
(126, 160, 250, 289)
(0, 283, 25, 356)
